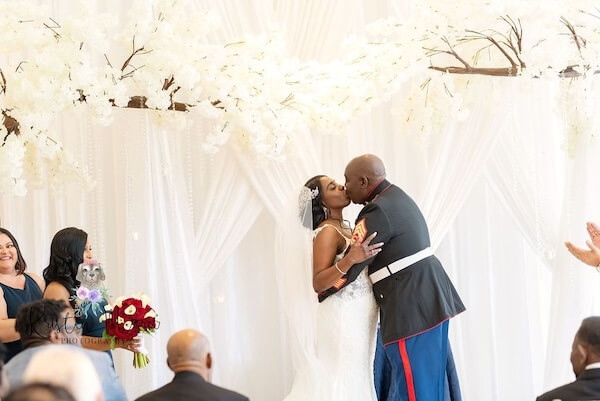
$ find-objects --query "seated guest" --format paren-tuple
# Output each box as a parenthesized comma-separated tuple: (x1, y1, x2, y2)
(135, 329, 249, 401)
(537, 316, 600, 401)
(23, 348, 102, 401)
(5, 299, 126, 401)
(0, 228, 44, 362)
(4, 382, 76, 401)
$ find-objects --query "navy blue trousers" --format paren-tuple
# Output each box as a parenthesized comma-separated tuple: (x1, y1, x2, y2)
(374, 321, 461, 401)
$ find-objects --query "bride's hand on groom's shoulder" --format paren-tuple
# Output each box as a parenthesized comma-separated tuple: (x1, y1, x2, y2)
(347, 232, 383, 264)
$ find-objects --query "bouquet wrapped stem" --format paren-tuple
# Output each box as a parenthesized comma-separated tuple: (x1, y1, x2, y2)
(134, 352, 150, 368)
(133, 334, 150, 368)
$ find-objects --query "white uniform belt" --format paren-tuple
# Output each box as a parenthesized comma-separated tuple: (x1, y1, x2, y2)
(369, 247, 433, 284)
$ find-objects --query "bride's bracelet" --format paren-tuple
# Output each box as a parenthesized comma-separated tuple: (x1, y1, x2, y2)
(334, 262, 345, 275)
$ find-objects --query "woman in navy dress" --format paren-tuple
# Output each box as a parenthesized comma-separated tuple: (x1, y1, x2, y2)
(42, 227, 139, 361)
(0, 228, 44, 362)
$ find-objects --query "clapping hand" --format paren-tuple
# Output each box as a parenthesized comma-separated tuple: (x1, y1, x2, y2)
(587, 222, 600, 248)
(347, 232, 383, 264)
(565, 222, 600, 268)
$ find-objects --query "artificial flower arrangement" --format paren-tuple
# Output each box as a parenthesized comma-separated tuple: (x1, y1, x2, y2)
(100, 292, 159, 368)
(70, 260, 110, 319)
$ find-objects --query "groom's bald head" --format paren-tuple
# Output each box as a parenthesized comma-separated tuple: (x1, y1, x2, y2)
(344, 154, 386, 204)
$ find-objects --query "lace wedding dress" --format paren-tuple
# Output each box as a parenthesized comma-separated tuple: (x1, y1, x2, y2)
(283, 224, 379, 401)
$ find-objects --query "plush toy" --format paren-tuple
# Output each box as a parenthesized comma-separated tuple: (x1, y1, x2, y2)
(72, 260, 110, 318)
(76, 260, 106, 289)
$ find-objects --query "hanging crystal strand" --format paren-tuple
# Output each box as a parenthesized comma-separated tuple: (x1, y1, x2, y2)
(184, 119, 194, 225)
(84, 113, 103, 265)
(93, 115, 108, 266)
(524, 89, 548, 262)
(123, 111, 134, 292)
(562, 79, 575, 274)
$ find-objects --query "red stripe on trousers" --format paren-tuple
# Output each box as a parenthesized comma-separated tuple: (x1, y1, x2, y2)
(399, 339, 416, 401)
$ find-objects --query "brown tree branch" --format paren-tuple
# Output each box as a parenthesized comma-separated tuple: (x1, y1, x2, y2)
(561, 17, 586, 56)
(162, 76, 175, 91)
(500, 15, 523, 53)
(15, 61, 26, 73)
(0, 69, 6, 94)
(104, 54, 113, 68)
(429, 66, 520, 76)
(424, 37, 472, 70)
(120, 48, 147, 73)
(429, 65, 600, 77)
(495, 16, 526, 68)
(118, 96, 190, 111)
(43, 21, 61, 39)
(465, 30, 518, 67)
(120, 37, 152, 79)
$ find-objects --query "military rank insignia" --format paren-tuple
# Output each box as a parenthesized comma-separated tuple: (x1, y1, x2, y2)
(351, 218, 368, 244)
(333, 277, 347, 289)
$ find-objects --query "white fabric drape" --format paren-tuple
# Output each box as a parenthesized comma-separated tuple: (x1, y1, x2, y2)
(436, 177, 553, 400)
(193, 148, 263, 289)
(115, 111, 202, 395)
(486, 79, 565, 263)
(410, 78, 506, 249)
(542, 75, 600, 391)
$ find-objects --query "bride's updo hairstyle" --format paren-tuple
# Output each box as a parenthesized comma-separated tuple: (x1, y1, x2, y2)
(302, 175, 326, 230)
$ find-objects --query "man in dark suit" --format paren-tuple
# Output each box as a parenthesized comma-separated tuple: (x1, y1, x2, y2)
(319, 154, 465, 401)
(135, 329, 249, 401)
(537, 316, 600, 401)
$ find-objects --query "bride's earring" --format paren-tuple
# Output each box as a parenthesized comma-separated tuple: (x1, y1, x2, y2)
(322, 205, 329, 219)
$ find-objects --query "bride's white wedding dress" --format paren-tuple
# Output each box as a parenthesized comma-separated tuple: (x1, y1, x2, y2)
(283, 224, 379, 401)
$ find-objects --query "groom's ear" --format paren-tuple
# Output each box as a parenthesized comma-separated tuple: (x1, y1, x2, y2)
(361, 176, 369, 188)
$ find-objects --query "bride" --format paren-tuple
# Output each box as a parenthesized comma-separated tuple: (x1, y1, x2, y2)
(282, 175, 383, 401)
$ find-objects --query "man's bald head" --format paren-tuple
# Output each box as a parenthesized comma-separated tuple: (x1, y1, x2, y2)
(346, 154, 386, 180)
(344, 154, 387, 204)
(167, 329, 212, 380)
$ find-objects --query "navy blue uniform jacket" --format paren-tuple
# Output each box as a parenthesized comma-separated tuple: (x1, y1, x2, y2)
(319, 180, 465, 344)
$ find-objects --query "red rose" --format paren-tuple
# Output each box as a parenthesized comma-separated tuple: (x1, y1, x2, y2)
(140, 316, 156, 331)
(120, 298, 146, 320)
(105, 315, 118, 337)
(105, 302, 141, 340)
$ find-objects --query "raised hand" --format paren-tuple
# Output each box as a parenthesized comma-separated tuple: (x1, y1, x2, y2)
(565, 240, 600, 268)
(587, 222, 600, 248)
(347, 232, 383, 264)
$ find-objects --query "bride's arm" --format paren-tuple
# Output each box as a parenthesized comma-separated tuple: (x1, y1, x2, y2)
(312, 227, 382, 293)
(312, 227, 344, 292)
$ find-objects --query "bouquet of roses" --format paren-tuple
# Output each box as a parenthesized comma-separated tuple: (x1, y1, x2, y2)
(100, 292, 159, 368)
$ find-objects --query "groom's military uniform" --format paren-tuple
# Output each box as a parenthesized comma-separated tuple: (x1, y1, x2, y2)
(318, 179, 465, 401)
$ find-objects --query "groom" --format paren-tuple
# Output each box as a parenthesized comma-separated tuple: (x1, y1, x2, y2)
(318, 154, 465, 401)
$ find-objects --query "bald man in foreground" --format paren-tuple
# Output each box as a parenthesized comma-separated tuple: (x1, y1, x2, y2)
(135, 330, 249, 401)
(318, 155, 465, 401)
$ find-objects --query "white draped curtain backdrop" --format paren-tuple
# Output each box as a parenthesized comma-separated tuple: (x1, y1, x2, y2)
(2, 1, 600, 400)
